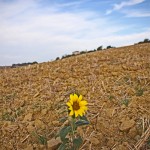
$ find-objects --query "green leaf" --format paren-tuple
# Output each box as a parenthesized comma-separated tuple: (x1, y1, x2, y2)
(59, 117, 68, 123)
(79, 115, 88, 121)
(58, 143, 67, 150)
(59, 126, 71, 142)
(59, 110, 68, 114)
(75, 120, 89, 126)
(31, 132, 47, 145)
(38, 135, 47, 145)
(73, 136, 83, 149)
(63, 138, 69, 144)
(55, 132, 60, 139)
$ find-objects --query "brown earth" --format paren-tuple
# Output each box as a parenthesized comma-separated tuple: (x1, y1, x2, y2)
(0, 43, 150, 150)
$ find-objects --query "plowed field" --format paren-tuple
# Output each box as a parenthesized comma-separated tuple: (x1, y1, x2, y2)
(0, 43, 150, 150)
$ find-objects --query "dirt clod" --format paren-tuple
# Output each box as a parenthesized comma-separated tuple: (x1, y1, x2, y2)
(119, 119, 135, 132)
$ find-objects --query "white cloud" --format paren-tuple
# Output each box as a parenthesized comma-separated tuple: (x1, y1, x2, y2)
(101, 28, 150, 46)
(124, 10, 150, 17)
(53, 0, 89, 8)
(106, 0, 145, 14)
(0, 0, 36, 19)
(0, 0, 149, 65)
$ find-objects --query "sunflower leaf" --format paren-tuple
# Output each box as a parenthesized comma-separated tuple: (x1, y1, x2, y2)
(59, 126, 71, 142)
(73, 136, 83, 149)
(63, 138, 69, 143)
(75, 120, 89, 126)
(58, 143, 67, 150)
(59, 117, 68, 123)
(79, 115, 88, 121)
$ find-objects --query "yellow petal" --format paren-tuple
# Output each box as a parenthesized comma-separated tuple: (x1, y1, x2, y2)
(70, 94, 74, 101)
(78, 95, 82, 102)
(68, 106, 73, 110)
(79, 101, 88, 106)
(69, 99, 73, 105)
(75, 111, 78, 117)
(73, 94, 78, 101)
(78, 110, 83, 116)
(81, 106, 88, 111)
(69, 110, 74, 116)
(66, 102, 71, 107)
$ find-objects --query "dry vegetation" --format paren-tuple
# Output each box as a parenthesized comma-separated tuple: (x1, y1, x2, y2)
(0, 43, 150, 150)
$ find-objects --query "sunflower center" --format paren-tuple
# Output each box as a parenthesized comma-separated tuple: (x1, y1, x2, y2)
(72, 101, 80, 110)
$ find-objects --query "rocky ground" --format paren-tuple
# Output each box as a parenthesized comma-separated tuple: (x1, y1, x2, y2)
(0, 43, 150, 150)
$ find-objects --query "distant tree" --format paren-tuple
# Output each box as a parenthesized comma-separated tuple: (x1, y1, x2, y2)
(33, 61, 38, 64)
(80, 51, 86, 54)
(56, 57, 60, 60)
(137, 38, 150, 44)
(97, 46, 103, 51)
(61, 54, 72, 59)
(143, 38, 150, 43)
(106, 45, 112, 49)
(87, 50, 95, 53)
(11, 61, 38, 68)
(106, 45, 115, 49)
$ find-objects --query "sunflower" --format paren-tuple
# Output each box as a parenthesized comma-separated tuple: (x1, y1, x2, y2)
(66, 94, 88, 117)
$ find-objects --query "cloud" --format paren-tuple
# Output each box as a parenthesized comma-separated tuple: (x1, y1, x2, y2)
(106, 0, 145, 14)
(0, 0, 149, 65)
(0, 1, 124, 44)
(53, 0, 89, 8)
(124, 10, 150, 17)
(101, 28, 150, 45)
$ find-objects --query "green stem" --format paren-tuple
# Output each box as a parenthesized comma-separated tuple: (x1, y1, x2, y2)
(71, 117, 76, 147)
(72, 118, 75, 137)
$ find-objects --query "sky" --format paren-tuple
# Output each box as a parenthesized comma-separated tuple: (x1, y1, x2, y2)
(0, 0, 150, 66)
